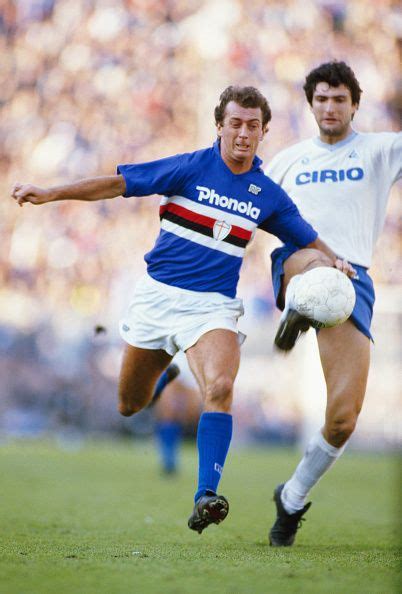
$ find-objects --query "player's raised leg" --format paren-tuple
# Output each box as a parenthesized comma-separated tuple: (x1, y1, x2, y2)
(269, 320, 370, 546)
(274, 248, 333, 350)
(185, 329, 240, 534)
(118, 344, 173, 416)
(282, 248, 334, 295)
(274, 247, 356, 351)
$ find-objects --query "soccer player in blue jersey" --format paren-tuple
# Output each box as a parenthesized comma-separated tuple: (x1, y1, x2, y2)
(12, 85, 354, 535)
(265, 62, 401, 546)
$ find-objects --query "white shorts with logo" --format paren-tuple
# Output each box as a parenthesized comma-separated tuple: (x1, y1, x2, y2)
(119, 274, 244, 356)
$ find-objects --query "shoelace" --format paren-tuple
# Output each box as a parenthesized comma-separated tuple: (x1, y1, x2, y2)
(297, 517, 306, 529)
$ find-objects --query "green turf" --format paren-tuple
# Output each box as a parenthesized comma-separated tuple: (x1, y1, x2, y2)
(0, 439, 400, 594)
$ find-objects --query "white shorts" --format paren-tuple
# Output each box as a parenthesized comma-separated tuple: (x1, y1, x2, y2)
(119, 274, 244, 356)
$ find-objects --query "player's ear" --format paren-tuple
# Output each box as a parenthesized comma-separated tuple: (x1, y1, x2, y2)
(260, 125, 268, 140)
(216, 123, 223, 137)
(351, 103, 359, 119)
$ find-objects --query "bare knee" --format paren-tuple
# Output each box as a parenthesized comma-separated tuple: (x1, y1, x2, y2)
(283, 249, 333, 298)
(118, 389, 150, 417)
(301, 248, 333, 271)
(118, 401, 144, 417)
(119, 404, 133, 417)
(117, 345, 172, 418)
(204, 375, 234, 412)
(324, 412, 358, 447)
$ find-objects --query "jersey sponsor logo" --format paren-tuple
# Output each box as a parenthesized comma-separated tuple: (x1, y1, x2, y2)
(213, 220, 232, 241)
(248, 183, 261, 195)
(196, 185, 261, 220)
(295, 167, 364, 185)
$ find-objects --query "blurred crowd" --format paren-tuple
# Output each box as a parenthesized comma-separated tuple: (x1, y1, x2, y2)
(0, 0, 400, 444)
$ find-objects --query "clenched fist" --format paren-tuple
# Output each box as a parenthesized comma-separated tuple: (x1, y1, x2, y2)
(11, 183, 54, 207)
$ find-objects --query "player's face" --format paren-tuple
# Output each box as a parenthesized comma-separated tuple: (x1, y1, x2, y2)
(217, 101, 266, 173)
(311, 83, 358, 143)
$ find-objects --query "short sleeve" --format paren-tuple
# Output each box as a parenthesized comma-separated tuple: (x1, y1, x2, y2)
(117, 154, 185, 197)
(381, 132, 402, 183)
(259, 185, 318, 246)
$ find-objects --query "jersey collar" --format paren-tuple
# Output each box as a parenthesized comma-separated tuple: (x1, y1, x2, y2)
(313, 130, 358, 151)
(213, 139, 263, 173)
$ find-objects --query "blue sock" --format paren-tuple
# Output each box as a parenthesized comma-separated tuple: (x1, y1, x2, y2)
(152, 365, 180, 404)
(194, 412, 233, 502)
(153, 371, 169, 401)
(155, 420, 182, 473)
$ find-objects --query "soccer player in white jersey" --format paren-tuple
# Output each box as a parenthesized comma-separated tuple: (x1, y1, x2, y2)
(12, 85, 353, 536)
(265, 61, 401, 546)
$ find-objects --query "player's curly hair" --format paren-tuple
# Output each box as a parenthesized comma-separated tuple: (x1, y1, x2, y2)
(304, 61, 362, 106)
(214, 86, 272, 129)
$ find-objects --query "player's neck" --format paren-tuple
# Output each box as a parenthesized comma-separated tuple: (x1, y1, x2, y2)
(319, 126, 354, 145)
(222, 155, 253, 174)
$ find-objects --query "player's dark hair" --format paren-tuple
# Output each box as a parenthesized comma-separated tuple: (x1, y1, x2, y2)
(214, 86, 272, 129)
(304, 61, 362, 106)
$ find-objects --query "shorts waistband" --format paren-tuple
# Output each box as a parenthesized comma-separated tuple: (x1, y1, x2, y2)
(143, 273, 237, 303)
(350, 263, 368, 272)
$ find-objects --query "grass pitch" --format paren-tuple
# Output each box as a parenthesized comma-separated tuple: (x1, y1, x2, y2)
(0, 438, 399, 594)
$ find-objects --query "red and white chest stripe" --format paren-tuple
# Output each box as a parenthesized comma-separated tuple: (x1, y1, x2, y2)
(159, 195, 256, 257)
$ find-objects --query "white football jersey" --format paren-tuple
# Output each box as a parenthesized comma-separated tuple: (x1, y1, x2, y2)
(265, 131, 401, 267)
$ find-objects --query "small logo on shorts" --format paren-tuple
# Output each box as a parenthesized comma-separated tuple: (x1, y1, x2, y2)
(122, 324, 130, 332)
(214, 463, 223, 475)
(213, 220, 232, 241)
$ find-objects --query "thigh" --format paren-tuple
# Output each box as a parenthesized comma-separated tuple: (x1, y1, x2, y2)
(273, 247, 332, 308)
(317, 320, 370, 418)
(283, 248, 331, 290)
(119, 344, 172, 409)
(185, 329, 240, 397)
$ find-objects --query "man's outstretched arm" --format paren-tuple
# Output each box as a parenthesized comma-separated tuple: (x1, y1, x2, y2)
(11, 175, 126, 207)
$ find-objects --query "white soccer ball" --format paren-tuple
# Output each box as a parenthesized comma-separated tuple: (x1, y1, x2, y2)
(294, 267, 356, 328)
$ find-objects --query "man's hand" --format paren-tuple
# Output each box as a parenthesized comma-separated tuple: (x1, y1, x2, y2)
(307, 237, 357, 279)
(12, 183, 54, 207)
(334, 257, 357, 279)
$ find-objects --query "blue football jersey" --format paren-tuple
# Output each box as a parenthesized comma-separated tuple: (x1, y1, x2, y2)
(118, 141, 317, 297)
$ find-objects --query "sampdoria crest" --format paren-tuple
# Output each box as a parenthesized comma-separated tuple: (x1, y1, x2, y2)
(213, 220, 232, 241)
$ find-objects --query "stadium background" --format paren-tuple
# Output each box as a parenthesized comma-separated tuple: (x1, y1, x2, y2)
(0, 0, 401, 449)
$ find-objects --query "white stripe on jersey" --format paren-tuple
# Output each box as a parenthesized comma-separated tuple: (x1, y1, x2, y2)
(160, 195, 257, 231)
(160, 219, 244, 257)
